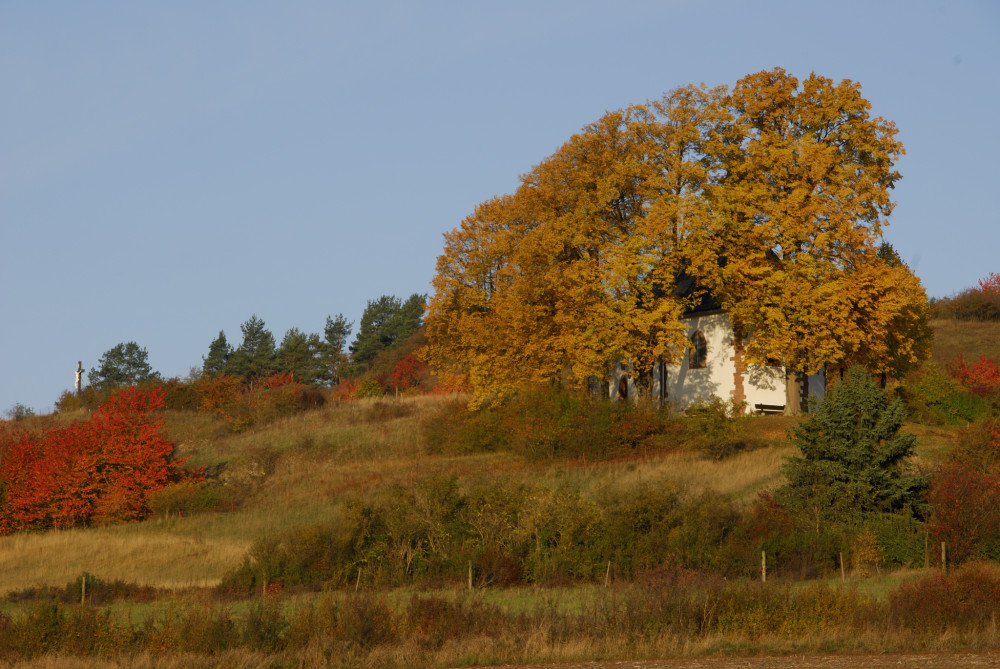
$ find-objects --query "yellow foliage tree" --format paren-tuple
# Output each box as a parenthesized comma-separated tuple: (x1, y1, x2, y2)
(426, 69, 928, 409)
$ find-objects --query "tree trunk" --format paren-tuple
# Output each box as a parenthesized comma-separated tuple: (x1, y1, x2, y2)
(785, 368, 803, 416)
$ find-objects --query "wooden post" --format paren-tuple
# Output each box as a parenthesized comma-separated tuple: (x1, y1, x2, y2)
(761, 550, 766, 583)
(941, 542, 947, 573)
(81, 576, 86, 605)
(924, 530, 929, 569)
(356, 567, 362, 591)
(468, 561, 473, 590)
(605, 561, 611, 588)
(839, 552, 845, 582)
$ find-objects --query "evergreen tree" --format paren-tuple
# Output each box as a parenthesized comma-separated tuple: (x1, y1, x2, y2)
(324, 314, 353, 384)
(202, 331, 232, 377)
(88, 342, 159, 390)
(350, 294, 425, 371)
(276, 328, 329, 386)
(779, 367, 926, 525)
(227, 315, 276, 382)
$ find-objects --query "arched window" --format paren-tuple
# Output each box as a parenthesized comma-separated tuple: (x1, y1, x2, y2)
(689, 330, 708, 369)
(618, 375, 629, 400)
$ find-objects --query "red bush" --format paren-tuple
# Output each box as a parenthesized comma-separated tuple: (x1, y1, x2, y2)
(927, 463, 1000, 564)
(947, 354, 1000, 395)
(391, 354, 429, 391)
(979, 272, 1000, 295)
(889, 562, 1000, 630)
(0, 387, 186, 532)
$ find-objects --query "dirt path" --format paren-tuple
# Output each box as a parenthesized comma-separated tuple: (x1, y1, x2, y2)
(478, 652, 1000, 668)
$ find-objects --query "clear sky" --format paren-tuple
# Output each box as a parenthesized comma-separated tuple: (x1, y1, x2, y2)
(2, 0, 998, 415)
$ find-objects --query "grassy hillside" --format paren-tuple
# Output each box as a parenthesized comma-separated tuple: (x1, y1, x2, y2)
(0, 398, 806, 593)
(0, 318, 997, 665)
(4, 316, 993, 593)
(929, 318, 1000, 369)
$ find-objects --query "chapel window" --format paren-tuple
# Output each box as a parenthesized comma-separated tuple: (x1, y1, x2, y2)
(689, 331, 708, 369)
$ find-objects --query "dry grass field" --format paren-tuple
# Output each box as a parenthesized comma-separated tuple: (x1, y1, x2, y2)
(929, 318, 1000, 368)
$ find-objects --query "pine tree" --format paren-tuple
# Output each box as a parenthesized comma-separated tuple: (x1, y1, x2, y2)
(202, 331, 232, 377)
(226, 315, 276, 382)
(349, 295, 425, 371)
(276, 328, 329, 386)
(324, 314, 353, 384)
(88, 342, 159, 390)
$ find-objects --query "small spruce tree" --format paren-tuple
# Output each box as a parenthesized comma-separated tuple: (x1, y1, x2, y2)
(779, 367, 926, 526)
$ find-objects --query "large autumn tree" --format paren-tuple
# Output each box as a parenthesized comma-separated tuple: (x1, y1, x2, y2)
(426, 69, 927, 408)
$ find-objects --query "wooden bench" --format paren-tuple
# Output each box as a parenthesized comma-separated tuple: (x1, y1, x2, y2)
(754, 403, 786, 415)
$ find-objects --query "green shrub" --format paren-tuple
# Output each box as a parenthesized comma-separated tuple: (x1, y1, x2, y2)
(354, 377, 385, 399)
(682, 396, 763, 459)
(896, 365, 987, 425)
(422, 387, 674, 462)
(866, 512, 926, 569)
(239, 600, 288, 653)
(781, 367, 926, 523)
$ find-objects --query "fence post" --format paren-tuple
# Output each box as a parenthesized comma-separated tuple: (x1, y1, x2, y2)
(839, 552, 845, 582)
(761, 550, 766, 584)
(941, 542, 947, 574)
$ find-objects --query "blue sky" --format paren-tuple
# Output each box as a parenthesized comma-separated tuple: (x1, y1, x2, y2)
(2, 0, 998, 414)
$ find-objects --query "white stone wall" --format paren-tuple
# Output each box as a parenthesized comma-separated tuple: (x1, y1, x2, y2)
(611, 310, 828, 413)
(664, 311, 736, 411)
(742, 364, 784, 410)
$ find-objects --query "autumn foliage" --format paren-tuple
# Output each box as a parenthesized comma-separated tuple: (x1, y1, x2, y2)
(979, 272, 1000, 295)
(192, 372, 306, 431)
(426, 68, 926, 405)
(947, 354, 1000, 396)
(927, 463, 1000, 564)
(0, 387, 184, 533)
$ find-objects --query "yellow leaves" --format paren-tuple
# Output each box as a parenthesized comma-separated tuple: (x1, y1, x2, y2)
(426, 68, 922, 405)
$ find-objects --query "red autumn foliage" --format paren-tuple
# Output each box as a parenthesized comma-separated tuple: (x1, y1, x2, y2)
(194, 374, 243, 417)
(927, 462, 1000, 564)
(260, 371, 296, 390)
(744, 491, 796, 545)
(331, 378, 359, 401)
(390, 353, 429, 391)
(979, 272, 1000, 295)
(0, 387, 186, 533)
(947, 354, 1000, 395)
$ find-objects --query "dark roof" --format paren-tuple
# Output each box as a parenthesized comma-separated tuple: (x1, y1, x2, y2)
(671, 269, 722, 316)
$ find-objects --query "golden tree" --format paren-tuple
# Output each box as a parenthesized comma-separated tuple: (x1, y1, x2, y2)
(426, 69, 927, 409)
(692, 69, 919, 409)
